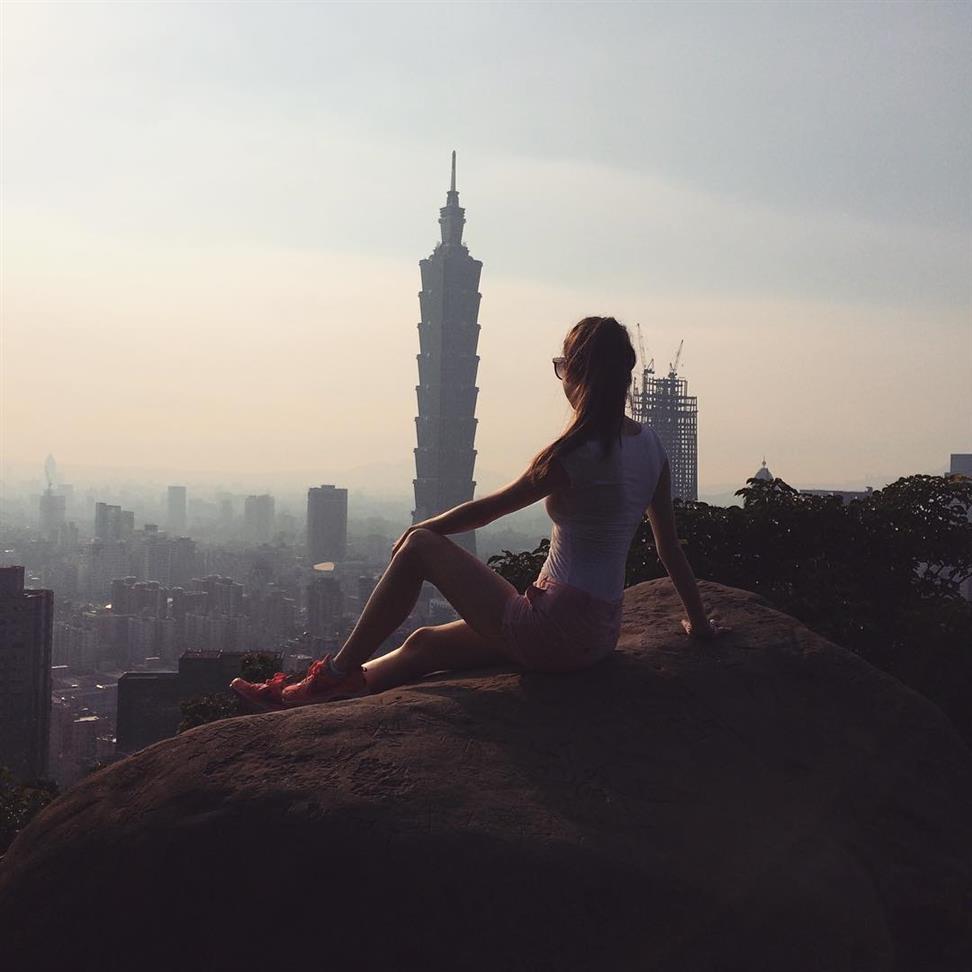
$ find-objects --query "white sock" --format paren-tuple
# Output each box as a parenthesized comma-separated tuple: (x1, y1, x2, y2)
(327, 655, 347, 677)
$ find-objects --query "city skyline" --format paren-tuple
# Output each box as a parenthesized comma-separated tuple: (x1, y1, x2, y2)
(1, 6, 970, 952)
(2, 3, 969, 499)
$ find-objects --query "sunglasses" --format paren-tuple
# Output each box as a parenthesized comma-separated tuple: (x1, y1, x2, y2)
(552, 356, 567, 381)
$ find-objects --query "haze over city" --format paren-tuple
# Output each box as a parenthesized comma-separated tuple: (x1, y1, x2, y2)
(3, 1, 969, 501)
(3, 5, 972, 965)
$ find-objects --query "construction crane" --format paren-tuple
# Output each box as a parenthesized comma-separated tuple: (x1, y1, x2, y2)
(669, 339, 684, 377)
(629, 324, 655, 419)
(635, 323, 655, 374)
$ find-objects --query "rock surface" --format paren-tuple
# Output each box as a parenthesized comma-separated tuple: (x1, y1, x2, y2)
(2, 579, 971, 971)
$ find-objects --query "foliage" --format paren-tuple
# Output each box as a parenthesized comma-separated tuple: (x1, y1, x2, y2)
(177, 693, 243, 734)
(490, 473, 972, 742)
(239, 651, 281, 684)
(487, 539, 550, 594)
(176, 651, 283, 733)
(0, 765, 59, 856)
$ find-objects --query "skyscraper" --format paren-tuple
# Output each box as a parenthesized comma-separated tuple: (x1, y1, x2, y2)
(38, 488, 66, 539)
(169, 536, 198, 588)
(167, 485, 187, 536)
(94, 502, 134, 541)
(307, 485, 348, 564)
(0, 566, 53, 780)
(412, 152, 482, 555)
(306, 575, 345, 641)
(243, 494, 275, 544)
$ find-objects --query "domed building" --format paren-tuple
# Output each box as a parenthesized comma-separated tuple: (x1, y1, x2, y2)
(753, 458, 773, 481)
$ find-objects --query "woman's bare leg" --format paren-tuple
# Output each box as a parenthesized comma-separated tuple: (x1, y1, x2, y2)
(332, 528, 518, 672)
(362, 620, 514, 695)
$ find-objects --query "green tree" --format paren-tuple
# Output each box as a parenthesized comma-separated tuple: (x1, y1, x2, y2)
(177, 693, 243, 734)
(239, 650, 282, 684)
(177, 651, 285, 733)
(487, 539, 550, 594)
(0, 765, 59, 855)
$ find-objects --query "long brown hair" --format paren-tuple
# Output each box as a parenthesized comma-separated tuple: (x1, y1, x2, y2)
(527, 316, 637, 483)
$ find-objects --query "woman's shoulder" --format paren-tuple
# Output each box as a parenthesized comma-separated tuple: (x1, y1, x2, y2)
(620, 421, 665, 460)
(554, 435, 606, 486)
(620, 418, 657, 449)
(558, 436, 600, 469)
(638, 424, 668, 461)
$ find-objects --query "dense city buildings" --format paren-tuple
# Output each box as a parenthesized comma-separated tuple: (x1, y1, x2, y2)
(48, 676, 117, 788)
(166, 485, 187, 536)
(38, 488, 66, 540)
(217, 495, 235, 534)
(86, 538, 129, 599)
(306, 573, 345, 643)
(951, 454, 972, 478)
(307, 484, 348, 564)
(116, 650, 281, 753)
(412, 152, 481, 555)
(0, 466, 519, 776)
(94, 502, 134, 542)
(140, 528, 198, 588)
(244, 494, 275, 544)
(357, 574, 378, 611)
(168, 536, 198, 588)
(108, 576, 176, 665)
(0, 566, 53, 780)
(80, 522, 199, 599)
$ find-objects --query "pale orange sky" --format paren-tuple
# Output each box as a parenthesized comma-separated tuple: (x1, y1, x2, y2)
(2, 3, 970, 498)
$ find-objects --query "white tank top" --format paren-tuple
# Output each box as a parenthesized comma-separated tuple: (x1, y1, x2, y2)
(538, 423, 668, 603)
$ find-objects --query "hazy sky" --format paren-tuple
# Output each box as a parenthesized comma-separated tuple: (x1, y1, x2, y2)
(2, 1, 970, 498)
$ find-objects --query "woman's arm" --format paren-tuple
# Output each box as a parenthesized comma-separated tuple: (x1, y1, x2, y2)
(646, 459, 728, 639)
(393, 460, 569, 555)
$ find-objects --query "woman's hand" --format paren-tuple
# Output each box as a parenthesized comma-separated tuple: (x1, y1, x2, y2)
(680, 613, 731, 640)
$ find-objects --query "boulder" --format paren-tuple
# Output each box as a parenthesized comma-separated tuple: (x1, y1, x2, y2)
(2, 580, 970, 971)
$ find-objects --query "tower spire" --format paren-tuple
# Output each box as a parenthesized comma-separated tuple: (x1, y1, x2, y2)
(439, 150, 464, 245)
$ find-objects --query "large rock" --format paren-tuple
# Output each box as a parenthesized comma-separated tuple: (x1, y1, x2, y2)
(2, 580, 970, 971)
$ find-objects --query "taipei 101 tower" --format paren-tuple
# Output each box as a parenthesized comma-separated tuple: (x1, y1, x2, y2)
(412, 152, 482, 555)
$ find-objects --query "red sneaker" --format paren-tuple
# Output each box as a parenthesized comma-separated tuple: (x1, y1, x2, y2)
(230, 671, 291, 712)
(280, 654, 368, 708)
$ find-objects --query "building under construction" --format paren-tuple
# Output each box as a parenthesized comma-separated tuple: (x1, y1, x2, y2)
(629, 338, 698, 501)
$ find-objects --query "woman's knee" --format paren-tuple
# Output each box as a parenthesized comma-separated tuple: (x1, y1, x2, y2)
(401, 625, 435, 656)
(403, 624, 434, 641)
(400, 626, 437, 672)
(401, 527, 441, 558)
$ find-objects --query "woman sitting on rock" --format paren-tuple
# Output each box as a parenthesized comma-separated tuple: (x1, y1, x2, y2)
(231, 315, 728, 710)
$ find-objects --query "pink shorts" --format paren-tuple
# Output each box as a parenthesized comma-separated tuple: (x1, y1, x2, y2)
(498, 575, 623, 672)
